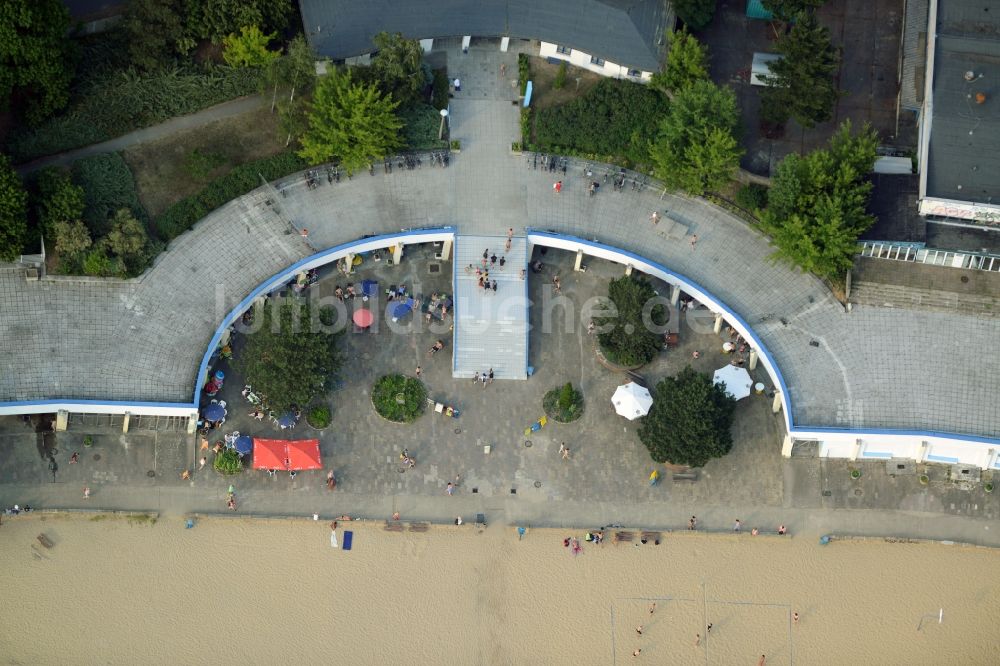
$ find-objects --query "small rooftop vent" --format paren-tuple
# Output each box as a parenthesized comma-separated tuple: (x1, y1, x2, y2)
(964, 70, 976, 81)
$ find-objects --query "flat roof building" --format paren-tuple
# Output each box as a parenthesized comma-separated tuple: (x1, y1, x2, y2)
(917, 0, 1000, 224)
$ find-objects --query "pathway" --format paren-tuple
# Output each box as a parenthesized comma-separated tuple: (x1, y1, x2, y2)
(16, 95, 265, 173)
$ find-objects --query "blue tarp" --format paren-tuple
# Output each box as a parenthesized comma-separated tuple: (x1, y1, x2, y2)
(746, 0, 774, 19)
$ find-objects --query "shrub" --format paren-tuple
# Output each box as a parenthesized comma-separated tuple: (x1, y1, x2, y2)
(595, 276, 666, 367)
(6, 65, 266, 163)
(401, 103, 447, 150)
(431, 68, 450, 110)
(534, 79, 668, 164)
(520, 107, 532, 146)
(71, 153, 146, 237)
(371, 374, 426, 423)
(307, 405, 332, 428)
(213, 449, 243, 476)
(543, 383, 584, 423)
(450, 139, 461, 151)
(82, 246, 114, 277)
(518, 53, 530, 95)
(735, 183, 768, 212)
(155, 151, 308, 240)
(554, 61, 567, 89)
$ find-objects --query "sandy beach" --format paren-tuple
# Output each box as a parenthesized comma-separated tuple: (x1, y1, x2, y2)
(0, 513, 997, 665)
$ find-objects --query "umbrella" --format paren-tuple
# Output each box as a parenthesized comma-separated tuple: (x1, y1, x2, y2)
(202, 403, 226, 422)
(612, 382, 653, 420)
(391, 298, 415, 321)
(353, 308, 374, 328)
(234, 435, 253, 455)
(277, 412, 297, 428)
(713, 365, 753, 400)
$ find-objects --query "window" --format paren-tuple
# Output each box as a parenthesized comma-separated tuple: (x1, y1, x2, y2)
(590, 55, 605, 66)
(627, 69, 641, 78)
(556, 45, 572, 55)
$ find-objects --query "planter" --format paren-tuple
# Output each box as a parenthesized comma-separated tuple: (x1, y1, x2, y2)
(850, 469, 862, 480)
(511, 141, 522, 154)
(83, 435, 94, 448)
(371, 374, 427, 423)
(450, 140, 461, 153)
(542, 384, 584, 423)
(985, 482, 994, 493)
(306, 404, 332, 430)
(919, 474, 929, 485)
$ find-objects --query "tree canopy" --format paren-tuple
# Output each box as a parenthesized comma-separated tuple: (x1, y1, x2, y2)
(298, 68, 404, 172)
(186, 0, 291, 43)
(760, 12, 840, 128)
(649, 80, 742, 196)
(758, 121, 878, 280)
(761, 0, 826, 21)
(223, 25, 281, 68)
(0, 0, 75, 125)
(122, 0, 192, 71)
(594, 276, 665, 367)
(369, 31, 427, 108)
(652, 29, 710, 95)
(36, 168, 85, 230)
(0, 154, 28, 261)
(638, 366, 736, 467)
(235, 301, 343, 411)
(672, 0, 717, 31)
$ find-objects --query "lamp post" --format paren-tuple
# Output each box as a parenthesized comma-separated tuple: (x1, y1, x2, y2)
(438, 108, 449, 141)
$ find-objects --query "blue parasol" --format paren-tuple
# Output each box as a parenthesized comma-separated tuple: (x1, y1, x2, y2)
(391, 297, 415, 320)
(203, 403, 225, 422)
(277, 412, 297, 428)
(234, 435, 252, 455)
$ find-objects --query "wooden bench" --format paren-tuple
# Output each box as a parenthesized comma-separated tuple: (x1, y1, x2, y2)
(383, 521, 404, 532)
(641, 532, 661, 543)
(613, 531, 634, 544)
(673, 471, 699, 482)
(408, 522, 430, 532)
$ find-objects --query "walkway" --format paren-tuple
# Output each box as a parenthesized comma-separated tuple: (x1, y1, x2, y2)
(1, 43, 999, 440)
(452, 234, 529, 379)
(16, 95, 265, 173)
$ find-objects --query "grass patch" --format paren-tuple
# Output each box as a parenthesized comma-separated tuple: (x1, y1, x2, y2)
(127, 513, 158, 526)
(89, 514, 110, 521)
(123, 105, 285, 218)
(154, 150, 308, 241)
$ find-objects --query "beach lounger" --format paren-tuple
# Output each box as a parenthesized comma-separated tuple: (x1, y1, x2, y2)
(613, 531, 634, 544)
(342, 530, 353, 550)
(408, 522, 430, 532)
(384, 521, 404, 532)
(36, 533, 54, 549)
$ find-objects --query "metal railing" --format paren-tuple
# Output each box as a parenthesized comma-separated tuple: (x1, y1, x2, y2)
(858, 242, 1000, 272)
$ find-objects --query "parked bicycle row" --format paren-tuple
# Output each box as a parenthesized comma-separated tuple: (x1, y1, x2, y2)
(523, 151, 652, 195)
(279, 150, 451, 195)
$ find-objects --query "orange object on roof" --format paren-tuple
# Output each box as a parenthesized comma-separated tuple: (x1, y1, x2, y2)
(253, 439, 322, 471)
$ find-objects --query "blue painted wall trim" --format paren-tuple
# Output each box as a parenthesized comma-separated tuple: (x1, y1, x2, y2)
(861, 451, 893, 459)
(927, 454, 961, 464)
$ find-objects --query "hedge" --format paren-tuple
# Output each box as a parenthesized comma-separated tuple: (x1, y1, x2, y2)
(72, 154, 147, 237)
(155, 151, 309, 241)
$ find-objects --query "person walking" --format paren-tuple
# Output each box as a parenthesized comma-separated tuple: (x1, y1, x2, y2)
(553, 180, 562, 194)
(689, 515, 697, 530)
(327, 470, 336, 490)
(199, 456, 207, 470)
(587, 321, 595, 335)
(648, 602, 656, 615)
(446, 482, 455, 496)
(734, 519, 742, 532)
(488, 368, 494, 384)
(70, 451, 79, 464)
(473, 371, 480, 384)
(491, 280, 498, 293)
(690, 234, 698, 250)
(650, 211, 660, 225)
(490, 253, 497, 266)
(415, 365, 422, 378)
(83, 486, 91, 500)
(561, 445, 571, 460)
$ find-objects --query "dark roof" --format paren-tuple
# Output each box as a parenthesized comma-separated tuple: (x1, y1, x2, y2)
(925, 1, 1000, 205)
(298, 0, 670, 71)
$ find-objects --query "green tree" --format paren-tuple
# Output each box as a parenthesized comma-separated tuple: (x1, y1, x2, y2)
(672, 0, 717, 31)
(0, 154, 28, 261)
(235, 301, 343, 410)
(121, 0, 192, 72)
(759, 12, 840, 128)
(761, 0, 825, 21)
(649, 80, 743, 195)
(651, 29, 709, 95)
(223, 25, 281, 68)
(106, 208, 150, 273)
(0, 0, 75, 125)
(638, 366, 736, 467)
(298, 68, 404, 172)
(186, 0, 291, 43)
(51, 219, 92, 263)
(594, 276, 665, 367)
(262, 34, 318, 111)
(369, 31, 428, 108)
(36, 168, 85, 229)
(759, 121, 878, 280)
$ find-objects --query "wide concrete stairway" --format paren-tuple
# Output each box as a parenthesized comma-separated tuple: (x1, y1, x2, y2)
(851, 257, 1000, 316)
(452, 235, 529, 379)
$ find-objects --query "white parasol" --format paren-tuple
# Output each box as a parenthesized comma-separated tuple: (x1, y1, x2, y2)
(713, 365, 753, 400)
(612, 382, 653, 420)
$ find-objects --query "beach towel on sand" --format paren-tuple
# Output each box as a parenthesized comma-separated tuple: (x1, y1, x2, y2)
(330, 531, 338, 548)
(342, 530, 353, 551)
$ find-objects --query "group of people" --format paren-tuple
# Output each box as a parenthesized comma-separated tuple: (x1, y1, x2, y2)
(399, 449, 416, 469)
(471, 369, 495, 387)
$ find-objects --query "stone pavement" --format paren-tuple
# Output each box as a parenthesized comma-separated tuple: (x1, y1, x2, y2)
(1, 42, 998, 444)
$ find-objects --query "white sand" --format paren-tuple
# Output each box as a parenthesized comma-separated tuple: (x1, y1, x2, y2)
(0, 514, 997, 665)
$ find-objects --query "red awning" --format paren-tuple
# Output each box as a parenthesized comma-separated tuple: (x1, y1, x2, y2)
(253, 438, 322, 471)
